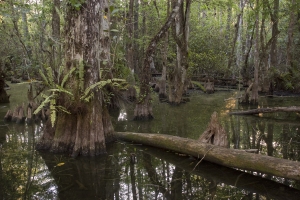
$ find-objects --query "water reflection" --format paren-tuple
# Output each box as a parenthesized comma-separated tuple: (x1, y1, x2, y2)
(1, 84, 300, 198)
(0, 124, 57, 200)
(118, 109, 128, 121)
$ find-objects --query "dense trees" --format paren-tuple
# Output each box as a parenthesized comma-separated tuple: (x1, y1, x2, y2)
(1, 0, 300, 155)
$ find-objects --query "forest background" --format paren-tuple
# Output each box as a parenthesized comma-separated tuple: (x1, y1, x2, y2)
(0, 0, 299, 155)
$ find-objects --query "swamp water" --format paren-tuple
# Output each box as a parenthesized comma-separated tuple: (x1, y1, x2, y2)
(0, 83, 300, 199)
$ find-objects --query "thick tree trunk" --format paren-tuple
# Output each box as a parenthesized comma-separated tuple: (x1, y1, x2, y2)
(134, 5, 180, 120)
(229, 106, 300, 115)
(36, 0, 114, 156)
(51, 0, 61, 70)
(115, 131, 300, 181)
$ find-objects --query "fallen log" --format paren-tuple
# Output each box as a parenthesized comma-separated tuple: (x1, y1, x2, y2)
(114, 131, 300, 181)
(229, 106, 300, 115)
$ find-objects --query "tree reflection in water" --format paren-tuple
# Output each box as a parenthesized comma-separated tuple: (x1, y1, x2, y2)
(1, 88, 300, 199)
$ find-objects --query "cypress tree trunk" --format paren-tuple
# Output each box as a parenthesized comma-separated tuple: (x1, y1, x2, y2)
(134, 5, 180, 120)
(51, 0, 61, 70)
(169, 0, 191, 104)
(250, 0, 260, 104)
(36, 0, 114, 157)
(159, 0, 170, 99)
(0, 70, 9, 103)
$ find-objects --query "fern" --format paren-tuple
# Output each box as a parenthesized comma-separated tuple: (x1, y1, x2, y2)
(33, 94, 53, 115)
(80, 80, 109, 101)
(191, 81, 206, 92)
(78, 60, 84, 91)
(39, 69, 50, 86)
(61, 67, 76, 88)
(50, 98, 56, 127)
(46, 66, 54, 87)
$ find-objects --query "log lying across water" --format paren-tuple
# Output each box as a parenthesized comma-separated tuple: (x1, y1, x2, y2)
(115, 132, 300, 181)
(229, 106, 300, 115)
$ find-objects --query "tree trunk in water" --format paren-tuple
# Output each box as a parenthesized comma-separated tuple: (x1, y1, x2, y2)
(126, 0, 134, 73)
(286, 0, 296, 68)
(235, 0, 244, 80)
(36, 0, 114, 157)
(0, 70, 9, 103)
(198, 112, 228, 147)
(250, 0, 260, 104)
(159, 0, 170, 99)
(270, 0, 279, 70)
(169, 0, 191, 104)
(115, 131, 300, 181)
(134, 5, 180, 120)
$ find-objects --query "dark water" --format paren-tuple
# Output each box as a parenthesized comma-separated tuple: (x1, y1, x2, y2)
(1, 83, 300, 199)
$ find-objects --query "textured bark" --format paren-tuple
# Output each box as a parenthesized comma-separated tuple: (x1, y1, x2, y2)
(51, 0, 61, 70)
(159, 0, 170, 99)
(134, 5, 180, 120)
(286, 0, 296, 68)
(115, 131, 300, 181)
(0, 71, 9, 103)
(36, 0, 114, 156)
(250, 0, 260, 104)
(126, 0, 134, 72)
(229, 106, 300, 115)
(169, 0, 191, 104)
(269, 0, 279, 68)
(198, 112, 228, 147)
(235, 0, 244, 77)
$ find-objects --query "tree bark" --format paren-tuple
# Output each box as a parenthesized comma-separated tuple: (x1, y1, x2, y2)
(230, 106, 300, 115)
(134, 5, 180, 120)
(36, 0, 114, 157)
(51, 0, 61, 71)
(169, 0, 191, 104)
(159, 0, 170, 99)
(286, 0, 296, 68)
(115, 131, 300, 181)
(250, 0, 260, 104)
(0, 70, 9, 103)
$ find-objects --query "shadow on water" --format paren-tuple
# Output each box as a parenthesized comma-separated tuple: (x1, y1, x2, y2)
(1, 84, 300, 199)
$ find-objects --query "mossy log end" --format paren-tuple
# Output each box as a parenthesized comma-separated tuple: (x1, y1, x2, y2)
(229, 106, 300, 115)
(114, 131, 300, 181)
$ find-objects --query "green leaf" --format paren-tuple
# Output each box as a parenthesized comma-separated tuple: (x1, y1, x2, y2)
(50, 98, 56, 127)
(61, 67, 76, 88)
(111, 9, 119, 16)
(110, 29, 119, 32)
(39, 69, 50, 86)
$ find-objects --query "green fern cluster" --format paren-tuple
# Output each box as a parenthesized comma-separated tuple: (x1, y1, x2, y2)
(35, 61, 127, 127)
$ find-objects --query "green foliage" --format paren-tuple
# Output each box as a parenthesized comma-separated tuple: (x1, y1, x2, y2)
(69, 0, 85, 10)
(191, 81, 206, 92)
(80, 78, 125, 102)
(37, 60, 127, 127)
